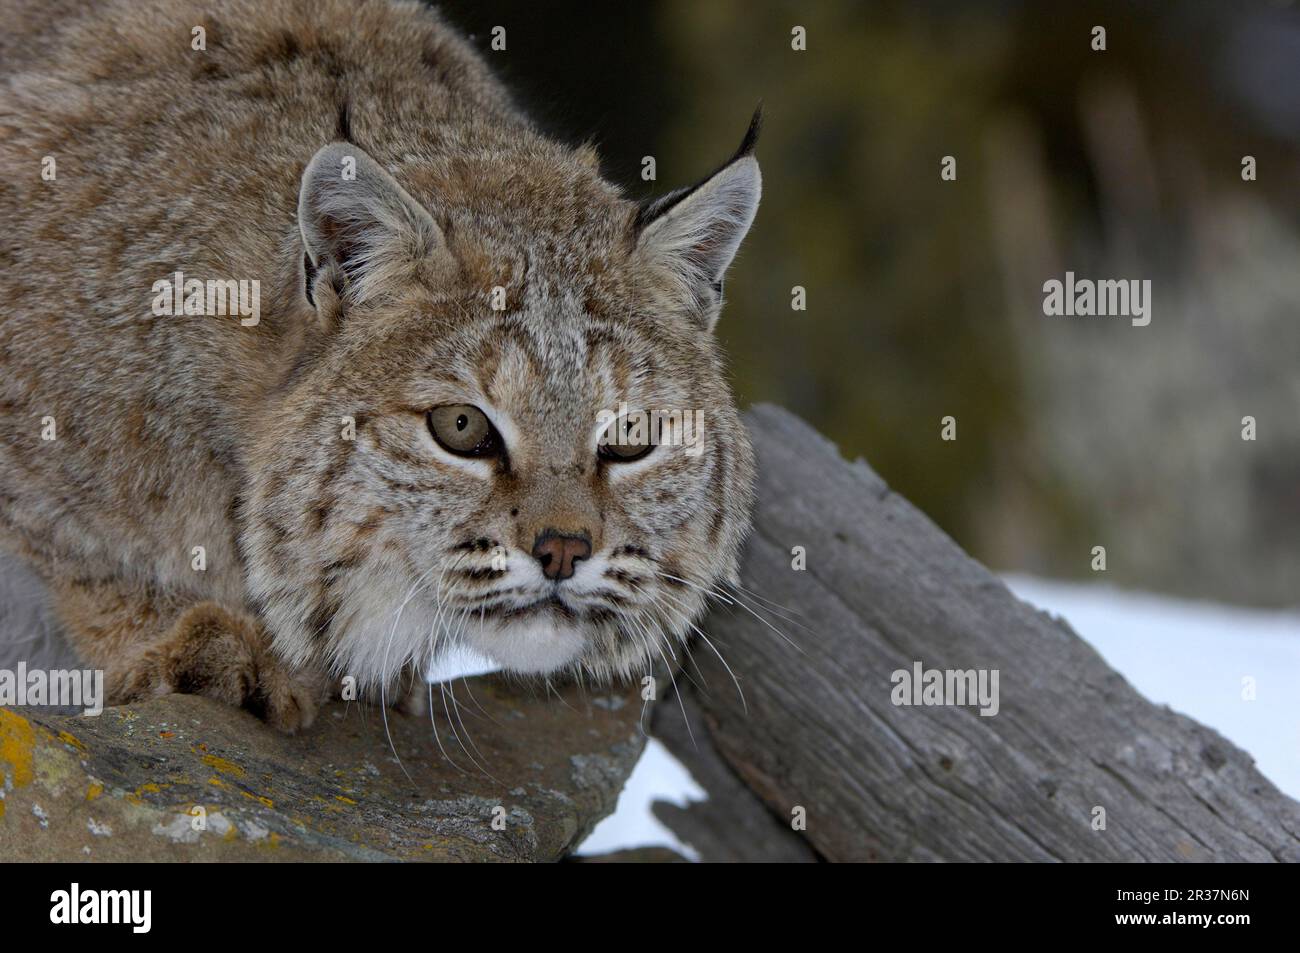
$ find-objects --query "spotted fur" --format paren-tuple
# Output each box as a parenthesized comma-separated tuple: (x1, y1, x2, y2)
(0, 0, 759, 728)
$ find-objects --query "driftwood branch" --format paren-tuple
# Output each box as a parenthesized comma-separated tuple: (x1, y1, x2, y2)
(651, 683, 817, 862)
(653, 404, 1300, 862)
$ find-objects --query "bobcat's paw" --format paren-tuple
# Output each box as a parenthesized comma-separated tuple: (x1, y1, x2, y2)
(249, 659, 327, 734)
(393, 677, 432, 716)
(141, 602, 324, 733)
(144, 603, 260, 706)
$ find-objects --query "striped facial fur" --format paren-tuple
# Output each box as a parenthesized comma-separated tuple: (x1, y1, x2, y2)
(0, 0, 757, 729)
(244, 125, 761, 694)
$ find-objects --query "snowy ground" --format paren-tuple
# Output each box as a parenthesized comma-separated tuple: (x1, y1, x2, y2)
(1003, 576, 1300, 801)
(574, 576, 1300, 858)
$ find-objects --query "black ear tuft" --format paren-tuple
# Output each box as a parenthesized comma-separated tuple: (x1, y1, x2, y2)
(335, 99, 354, 144)
(303, 251, 317, 307)
(634, 107, 764, 235)
(632, 112, 762, 330)
(732, 104, 762, 162)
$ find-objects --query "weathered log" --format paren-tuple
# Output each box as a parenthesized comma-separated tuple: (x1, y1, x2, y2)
(651, 683, 818, 862)
(654, 404, 1300, 862)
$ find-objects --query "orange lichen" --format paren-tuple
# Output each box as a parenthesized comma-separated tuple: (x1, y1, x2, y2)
(240, 790, 274, 809)
(0, 710, 35, 788)
(199, 753, 245, 778)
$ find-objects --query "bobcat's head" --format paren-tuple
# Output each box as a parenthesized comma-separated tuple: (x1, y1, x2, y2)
(245, 116, 760, 692)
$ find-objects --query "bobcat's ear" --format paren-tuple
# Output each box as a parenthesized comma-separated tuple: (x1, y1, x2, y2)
(633, 110, 762, 330)
(298, 142, 446, 308)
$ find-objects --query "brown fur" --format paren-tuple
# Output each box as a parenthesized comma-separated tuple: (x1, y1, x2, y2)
(0, 0, 759, 730)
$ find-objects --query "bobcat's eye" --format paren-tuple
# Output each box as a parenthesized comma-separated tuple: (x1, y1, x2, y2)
(598, 414, 655, 463)
(427, 404, 500, 457)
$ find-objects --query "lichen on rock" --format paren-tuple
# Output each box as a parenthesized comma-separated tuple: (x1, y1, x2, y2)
(0, 677, 644, 862)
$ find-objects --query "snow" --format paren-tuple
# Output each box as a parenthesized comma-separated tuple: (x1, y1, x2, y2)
(1002, 575, 1300, 801)
(573, 576, 1300, 857)
(575, 738, 706, 860)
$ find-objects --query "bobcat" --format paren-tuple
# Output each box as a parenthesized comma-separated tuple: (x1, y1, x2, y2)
(0, 0, 759, 731)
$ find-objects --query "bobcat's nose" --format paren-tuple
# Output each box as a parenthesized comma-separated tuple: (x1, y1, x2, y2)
(532, 530, 592, 581)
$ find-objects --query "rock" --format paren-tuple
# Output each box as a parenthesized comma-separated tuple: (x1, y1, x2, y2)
(0, 677, 644, 862)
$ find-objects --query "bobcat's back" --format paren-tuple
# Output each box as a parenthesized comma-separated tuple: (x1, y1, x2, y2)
(0, 0, 521, 595)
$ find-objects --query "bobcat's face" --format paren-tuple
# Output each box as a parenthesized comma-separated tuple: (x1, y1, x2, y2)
(246, 122, 760, 692)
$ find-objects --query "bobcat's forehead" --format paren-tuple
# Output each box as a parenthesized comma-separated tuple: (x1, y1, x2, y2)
(470, 312, 687, 419)
(378, 272, 709, 445)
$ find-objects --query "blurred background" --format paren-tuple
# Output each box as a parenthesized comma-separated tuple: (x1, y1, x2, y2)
(440, 0, 1300, 611)
(0, 1, 1292, 861)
